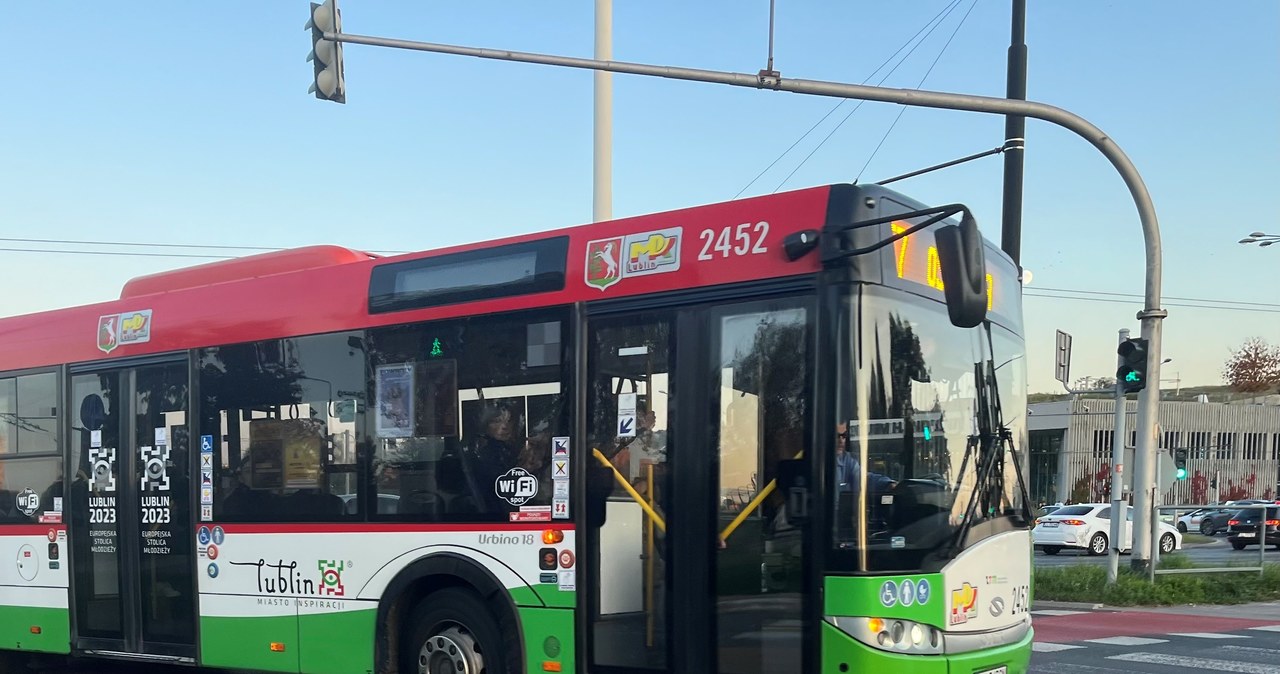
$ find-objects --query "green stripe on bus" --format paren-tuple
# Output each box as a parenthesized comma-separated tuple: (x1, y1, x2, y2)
(299, 609, 377, 674)
(517, 606, 574, 674)
(823, 574, 945, 627)
(509, 584, 575, 609)
(0, 605, 70, 654)
(200, 614, 300, 673)
(200, 609, 376, 674)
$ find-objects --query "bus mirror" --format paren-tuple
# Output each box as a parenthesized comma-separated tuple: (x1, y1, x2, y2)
(935, 212, 988, 328)
(777, 459, 809, 525)
(585, 465, 613, 527)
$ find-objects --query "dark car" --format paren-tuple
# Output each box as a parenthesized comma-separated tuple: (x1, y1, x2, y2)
(1196, 507, 1238, 536)
(1226, 505, 1280, 550)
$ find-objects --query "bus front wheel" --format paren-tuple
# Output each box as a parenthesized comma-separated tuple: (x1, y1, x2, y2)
(403, 587, 510, 674)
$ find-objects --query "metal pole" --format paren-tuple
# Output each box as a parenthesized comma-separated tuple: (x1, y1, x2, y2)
(593, 0, 613, 223)
(1107, 328, 1128, 585)
(765, 0, 777, 74)
(1001, 0, 1027, 266)
(324, 33, 1169, 563)
(1131, 318, 1165, 573)
(1149, 451, 1160, 582)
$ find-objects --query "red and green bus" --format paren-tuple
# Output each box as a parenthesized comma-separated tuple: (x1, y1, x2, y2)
(0, 182, 1033, 673)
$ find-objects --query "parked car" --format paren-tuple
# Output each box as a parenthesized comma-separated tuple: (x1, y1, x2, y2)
(1226, 504, 1280, 550)
(1032, 503, 1182, 556)
(1178, 507, 1234, 535)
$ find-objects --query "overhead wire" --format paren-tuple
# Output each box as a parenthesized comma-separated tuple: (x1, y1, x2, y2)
(0, 236, 411, 259)
(1030, 286, 1280, 310)
(1, 240, 1275, 312)
(1023, 292, 1280, 314)
(732, 0, 964, 199)
(854, 0, 980, 183)
(771, 0, 967, 194)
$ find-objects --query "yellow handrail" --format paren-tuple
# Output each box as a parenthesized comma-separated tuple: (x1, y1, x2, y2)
(592, 448, 667, 532)
(719, 450, 803, 543)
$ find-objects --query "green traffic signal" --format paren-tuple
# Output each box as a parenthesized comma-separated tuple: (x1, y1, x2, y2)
(1116, 338, 1150, 393)
(1173, 448, 1188, 480)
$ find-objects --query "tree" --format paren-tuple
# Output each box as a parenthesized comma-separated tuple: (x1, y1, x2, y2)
(1223, 337, 1280, 393)
(1071, 376, 1115, 391)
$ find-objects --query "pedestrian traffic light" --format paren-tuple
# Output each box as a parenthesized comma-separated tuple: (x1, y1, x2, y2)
(1116, 337, 1150, 393)
(306, 0, 345, 104)
(1173, 448, 1188, 480)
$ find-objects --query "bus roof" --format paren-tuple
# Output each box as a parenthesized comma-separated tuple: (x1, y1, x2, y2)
(0, 184, 835, 371)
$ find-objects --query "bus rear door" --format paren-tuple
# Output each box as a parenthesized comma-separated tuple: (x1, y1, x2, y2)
(68, 359, 197, 661)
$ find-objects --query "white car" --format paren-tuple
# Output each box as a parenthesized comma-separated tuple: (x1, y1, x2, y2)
(1032, 503, 1182, 556)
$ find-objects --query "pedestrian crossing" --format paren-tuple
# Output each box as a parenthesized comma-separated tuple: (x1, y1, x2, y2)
(1032, 624, 1280, 673)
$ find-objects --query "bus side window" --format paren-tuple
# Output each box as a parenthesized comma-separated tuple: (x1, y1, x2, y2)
(366, 311, 569, 524)
(199, 332, 365, 524)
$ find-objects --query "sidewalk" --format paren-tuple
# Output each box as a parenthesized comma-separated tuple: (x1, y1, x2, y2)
(1034, 599, 1280, 620)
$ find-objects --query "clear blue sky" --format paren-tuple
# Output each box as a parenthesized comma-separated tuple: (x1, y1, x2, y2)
(2, 1, 1277, 393)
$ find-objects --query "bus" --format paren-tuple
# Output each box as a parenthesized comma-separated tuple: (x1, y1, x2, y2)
(0, 182, 1033, 674)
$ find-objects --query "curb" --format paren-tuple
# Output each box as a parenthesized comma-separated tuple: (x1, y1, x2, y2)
(1031, 600, 1109, 611)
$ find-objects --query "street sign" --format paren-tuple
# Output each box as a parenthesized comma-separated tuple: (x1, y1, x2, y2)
(1054, 330, 1073, 385)
(1157, 449, 1178, 493)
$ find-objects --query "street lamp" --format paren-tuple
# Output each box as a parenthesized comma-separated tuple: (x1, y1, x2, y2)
(1238, 231, 1280, 247)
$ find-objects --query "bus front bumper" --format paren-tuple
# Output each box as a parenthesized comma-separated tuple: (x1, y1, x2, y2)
(821, 621, 1034, 674)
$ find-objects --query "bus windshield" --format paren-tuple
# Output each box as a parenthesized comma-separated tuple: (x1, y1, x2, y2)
(832, 285, 1029, 572)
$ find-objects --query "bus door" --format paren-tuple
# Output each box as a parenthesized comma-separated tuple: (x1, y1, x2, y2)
(67, 360, 196, 661)
(583, 295, 814, 673)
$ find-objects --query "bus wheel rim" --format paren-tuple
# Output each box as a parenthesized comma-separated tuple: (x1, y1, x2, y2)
(419, 626, 483, 674)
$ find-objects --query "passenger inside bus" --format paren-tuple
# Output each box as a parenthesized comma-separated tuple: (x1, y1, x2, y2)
(834, 421, 897, 540)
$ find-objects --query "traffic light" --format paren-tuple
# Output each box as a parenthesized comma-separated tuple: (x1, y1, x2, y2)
(1116, 337, 1150, 393)
(306, 0, 346, 104)
(1173, 448, 1188, 480)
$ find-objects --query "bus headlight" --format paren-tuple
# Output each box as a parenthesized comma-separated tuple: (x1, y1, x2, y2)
(829, 616, 943, 655)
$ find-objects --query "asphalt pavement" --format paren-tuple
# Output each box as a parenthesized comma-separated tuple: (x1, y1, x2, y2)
(1031, 604, 1280, 673)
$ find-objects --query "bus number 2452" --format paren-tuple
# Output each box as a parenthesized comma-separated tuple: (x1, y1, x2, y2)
(698, 222, 769, 260)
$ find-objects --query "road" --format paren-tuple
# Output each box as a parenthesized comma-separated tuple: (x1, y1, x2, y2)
(1031, 606, 1280, 673)
(1035, 535, 1275, 568)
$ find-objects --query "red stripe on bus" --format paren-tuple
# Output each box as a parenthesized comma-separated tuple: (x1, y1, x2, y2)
(0, 525, 66, 536)
(208, 522, 577, 535)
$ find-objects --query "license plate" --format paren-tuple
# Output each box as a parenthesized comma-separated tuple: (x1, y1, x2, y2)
(1241, 532, 1255, 538)
(1042, 522, 1058, 528)
(976, 667, 1007, 674)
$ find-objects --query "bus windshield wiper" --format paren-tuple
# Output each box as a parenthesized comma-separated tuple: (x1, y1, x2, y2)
(944, 350, 1034, 558)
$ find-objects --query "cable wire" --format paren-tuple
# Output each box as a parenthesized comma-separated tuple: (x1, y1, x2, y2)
(1023, 292, 1280, 314)
(0, 237, 279, 251)
(771, 0, 965, 193)
(733, 0, 963, 199)
(1031, 286, 1280, 310)
(855, 0, 979, 182)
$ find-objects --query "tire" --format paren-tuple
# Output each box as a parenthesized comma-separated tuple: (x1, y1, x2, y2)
(1177, 522, 1187, 533)
(1042, 546, 1061, 556)
(1200, 519, 1215, 536)
(1232, 541, 1248, 551)
(401, 587, 514, 674)
(1160, 533, 1176, 554)
(1088, 532, 1108, 556)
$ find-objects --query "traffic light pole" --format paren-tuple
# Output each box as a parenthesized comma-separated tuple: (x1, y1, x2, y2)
(319, 27, 1169, 571)
(1107, 328, 1129, 585)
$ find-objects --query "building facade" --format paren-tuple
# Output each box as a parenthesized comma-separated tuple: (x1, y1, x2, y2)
(1028, 399, 1280, 506)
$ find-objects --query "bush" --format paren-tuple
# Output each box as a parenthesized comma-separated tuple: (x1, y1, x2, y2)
(1034, 560, 1280, 606)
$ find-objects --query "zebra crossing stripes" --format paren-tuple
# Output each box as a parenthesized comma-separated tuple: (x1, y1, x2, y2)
(1106, 652, 1280, 673)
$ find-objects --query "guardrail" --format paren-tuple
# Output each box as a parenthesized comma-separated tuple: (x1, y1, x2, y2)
(1155, 503, 1270, 577)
